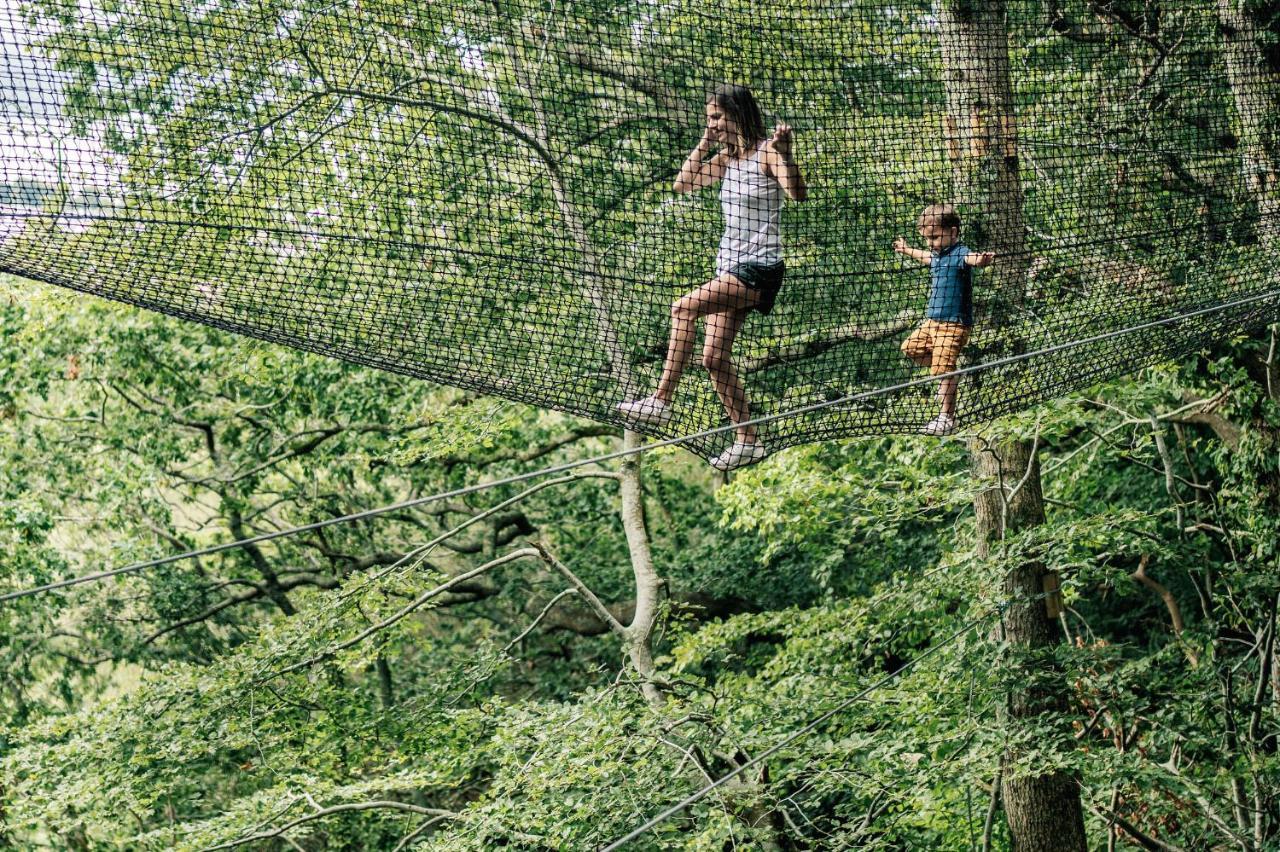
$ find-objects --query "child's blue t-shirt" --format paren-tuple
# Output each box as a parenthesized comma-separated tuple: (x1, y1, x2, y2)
(926, 243, 974, 327)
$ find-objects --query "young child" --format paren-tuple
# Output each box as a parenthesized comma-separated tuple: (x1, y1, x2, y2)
(893, 204, 994, 436)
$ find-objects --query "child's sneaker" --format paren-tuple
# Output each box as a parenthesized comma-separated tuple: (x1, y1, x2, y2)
(709, 441, 769, 472)
(921, 413, 957, 436)
(616, 395, 673, 426)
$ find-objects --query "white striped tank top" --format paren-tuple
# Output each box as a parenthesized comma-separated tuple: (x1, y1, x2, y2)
(716, 143, 784, 274)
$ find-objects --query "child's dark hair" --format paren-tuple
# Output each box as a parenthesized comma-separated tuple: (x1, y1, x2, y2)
(708, 84, 766, 157)
(918, 203, 962, 231)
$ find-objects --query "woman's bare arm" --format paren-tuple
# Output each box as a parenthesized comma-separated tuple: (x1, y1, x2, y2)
(673, 134, 729, 193)
(763, 124, 807, 201)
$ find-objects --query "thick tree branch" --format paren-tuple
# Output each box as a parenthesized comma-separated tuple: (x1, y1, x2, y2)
(1169, 392, 1243, 449)
(739, 309, 918, 375)
(135, 584, 267, 648)
(228, 510, 296, 616)
(1132, 555, 1186, 634)
(107, 380, 218, 460)
(1046, 0, 1109, 43)
(1132, 555, 1198, 666)
(559, 47, 687, 115)
(532, 542, 625, 638)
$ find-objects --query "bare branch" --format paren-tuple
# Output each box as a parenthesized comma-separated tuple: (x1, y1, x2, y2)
(532, 542, 625, 638)
(504, 589, 579, 652)
(204, 800, 458, 851)
(1132, 555, 1188, 637)
(1247, 591, 1278, 746)
(269, 548, 542, 679)
(326, 84, 557, 174)
(1149, 418, 1184, 528)
(195, 427, 343, 486)
(1085, 802, 1187, 852)
(541, 590, 750, 637)
(573, 114, 675, 148)
(1265, 325, 1277, 402)
(1152, 755, 1251, 848)
(433, 425, 618, 467)
(982, 760, 1002, 852)
(359, 471, 618, 588)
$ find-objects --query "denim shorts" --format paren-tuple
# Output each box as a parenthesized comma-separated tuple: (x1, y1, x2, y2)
(724, 261, 785, 315)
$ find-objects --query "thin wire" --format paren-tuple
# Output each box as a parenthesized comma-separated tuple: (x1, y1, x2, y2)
(965, 664, 978, 852)
(596, 608, 999, 852)
(2, 286, 1277, 606)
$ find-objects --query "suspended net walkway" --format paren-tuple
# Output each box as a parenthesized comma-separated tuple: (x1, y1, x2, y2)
(1, 0, 1277, 456)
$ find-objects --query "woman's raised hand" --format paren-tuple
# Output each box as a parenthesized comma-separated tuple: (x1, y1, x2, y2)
(770, 123, 793, 159)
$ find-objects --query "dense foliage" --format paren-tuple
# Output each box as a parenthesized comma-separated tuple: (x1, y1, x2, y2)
(1, 0, 1278, 849)
(2, 296, 1277, 849)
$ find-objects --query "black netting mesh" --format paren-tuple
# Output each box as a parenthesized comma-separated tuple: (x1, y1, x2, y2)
(1, 0, 1277, 459)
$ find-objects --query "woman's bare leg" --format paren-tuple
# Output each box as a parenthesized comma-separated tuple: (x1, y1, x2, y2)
(703, 306, 756, 444)
(653, 275, 758, 403)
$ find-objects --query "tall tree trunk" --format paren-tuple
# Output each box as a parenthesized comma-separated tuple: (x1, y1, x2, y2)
(938, 2, 1088, 848)
(501, 12, 661, 694)
(1217, 0, 1280, 248)
(1217, 0, 1280, 559)
(616, 431, 783, 848)
(1210, 11, 1280, 847)
(971, 438, 1088, 850)
(938, 0, 1029, 326)
(617, 430, 665, 708)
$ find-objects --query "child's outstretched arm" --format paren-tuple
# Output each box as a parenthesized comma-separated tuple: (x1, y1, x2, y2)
(965, 250, 996, 268)
(893, 236, 932, 266)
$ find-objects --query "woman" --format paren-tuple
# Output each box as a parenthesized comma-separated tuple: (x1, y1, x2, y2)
(618, 83, 808, 471)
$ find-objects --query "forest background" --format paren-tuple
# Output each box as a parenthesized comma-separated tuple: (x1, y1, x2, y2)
(1, 0, 1279, 849)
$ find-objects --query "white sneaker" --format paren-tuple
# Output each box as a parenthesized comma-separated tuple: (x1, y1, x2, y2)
(709, 441, 769, 472)
(616, 395, 673, 426)
(921, 414, 957, 436)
